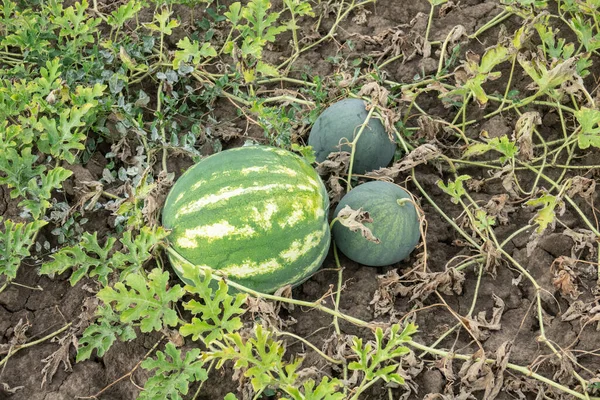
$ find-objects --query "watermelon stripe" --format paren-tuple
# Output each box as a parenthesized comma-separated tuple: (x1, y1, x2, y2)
(162, 146, 331, 294)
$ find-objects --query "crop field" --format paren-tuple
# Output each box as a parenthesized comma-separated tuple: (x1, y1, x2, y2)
(1, 0, 600, 399)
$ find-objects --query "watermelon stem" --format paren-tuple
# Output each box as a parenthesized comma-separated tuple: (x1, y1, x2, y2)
(346, 105, 377, 191)
(165, 246, 376, 329)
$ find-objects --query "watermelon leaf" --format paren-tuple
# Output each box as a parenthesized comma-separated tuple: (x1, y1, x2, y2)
(0, 219, 47, 280)
(179, 270, 246, 345)
(97, 269, 184, 333)
(76, 304, 137, 362)
(348, 323, 417, 384)
(139, 342, 208, 400)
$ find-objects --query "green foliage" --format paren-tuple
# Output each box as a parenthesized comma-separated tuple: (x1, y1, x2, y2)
(282, 377, 345, 400)
(463, 135, 518, 164)
(97, 268, 185, 333)
(139, 342, 208, 400)
(224, 0, 289, 81)
(179, 270, 246, 345)
(209, 324, 302, 392)
(143, 9, 180, 35)
(40, 226, 170, 286)
(0, 219, 47, 280)
(437, 175, 471, 204)
(107, 0, 143, 28)
(76, 304, 137, 362)
(574, 107, 600, 149)
(526, 192, 563, 233)
(173, 37, 217, 69)
(348, 323, 416, 385)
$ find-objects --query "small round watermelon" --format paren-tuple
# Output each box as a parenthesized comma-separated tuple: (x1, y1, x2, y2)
(332, 181, 420, 266)
(308, 98, 396, 174)
(162, 146, 331, 293)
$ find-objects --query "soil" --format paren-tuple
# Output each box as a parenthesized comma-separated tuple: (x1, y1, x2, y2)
(2, 0, 600, 399)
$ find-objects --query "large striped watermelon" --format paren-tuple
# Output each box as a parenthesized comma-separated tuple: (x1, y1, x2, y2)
(162, 146, 331, 293)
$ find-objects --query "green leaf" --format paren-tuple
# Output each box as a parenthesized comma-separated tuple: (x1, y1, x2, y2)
(19, 166, 73, 219)
(173, 37, 217, 69)
(462, 136, 517, 164)
(348, 323, 416, 384)
(208, 324, 300, 392)
(40, 232, 117, 286)
(111, 226, 170, 279)
(107, 0, 142, 28)
(76, 304, 137, 362)
(179, 270, 246, 345)
(140, 342, 208, 400)
(282, 377, 344, 400)
(98, 269, 184, 333)
(143, 9, 179, 35)
(255, 60, 279, 77)
(37, 104, 95, 163)
(437, 175, 471, 203)
(291, 144, 316, 164)
(0, 219, 47, 280)
(575, 107, 600, 149)
(526, 192, 562, 233)
(224, 2, 242, 25)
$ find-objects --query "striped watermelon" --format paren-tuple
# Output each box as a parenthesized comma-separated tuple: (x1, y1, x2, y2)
(162, 146, 331, 293)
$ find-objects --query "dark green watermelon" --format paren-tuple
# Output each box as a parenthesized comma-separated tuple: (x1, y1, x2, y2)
(332, 181, 420, 266)
(308, 99, 396, 174)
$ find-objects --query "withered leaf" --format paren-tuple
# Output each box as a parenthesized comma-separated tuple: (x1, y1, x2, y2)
(357, 81, 389, 107)
(335, 205, 381, 244)
(316, 151, 351, 176)
(512, 111, 540, 161)
(366, 143, 441, 180)
(567, 176, 596, 200)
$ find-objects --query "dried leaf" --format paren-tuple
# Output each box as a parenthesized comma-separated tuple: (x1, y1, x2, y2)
(41, 334, 77, 387)
(327, 175, 345, 205)
(335, 205, 381, 244)
(561, 300, 587, 322)
(512, 111, 540, 161)
(357, 81, 389, 107)
(567, 176, 596, 200)
(483, 194, 516, 225)
(316, 151, 351, 176)
(396, 268, 465, 302)
(552, 269, 580, 299)
(351, 7, 371, 25)
(484, 341, 513, 399)
(366, 143, 441, 180)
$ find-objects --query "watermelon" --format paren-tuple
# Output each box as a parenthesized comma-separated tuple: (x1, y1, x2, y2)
(332, 181, 420, 266)
(308, 98, 396, 174)
(162, 146, 331, 293)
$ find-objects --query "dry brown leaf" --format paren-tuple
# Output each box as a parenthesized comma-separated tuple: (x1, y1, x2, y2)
(483, 194, 516, 225)
(513, 111, 540, 161)
(326, 175, 345, 205)
(417, 116, 443, 140)
(366, 143, 441, 180)
(396, 268, 465, 302)
(483, 341, 513, 399)
(567, 176, 596, 200)
(553, 269, 580, 299)
(335, 205, 381, 244)
(357, 81, 389, 107)
(560, 300, 588, 322)
(41, 334, 77, 387)
(562, 228, 597, 258)
(351, 7, 371, 25)
(316, 151, 351, 176)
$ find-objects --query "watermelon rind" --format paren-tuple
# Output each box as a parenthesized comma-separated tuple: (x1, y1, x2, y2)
(332, 181, 420, 267)
(308, 98, 396, 174)
(162, 146, 331, 293)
